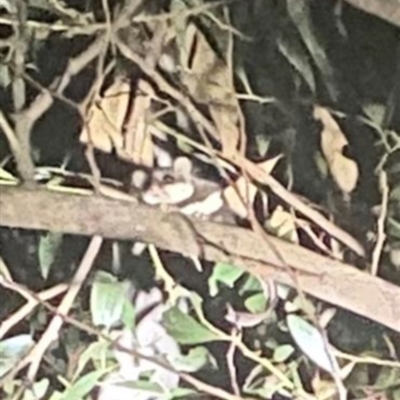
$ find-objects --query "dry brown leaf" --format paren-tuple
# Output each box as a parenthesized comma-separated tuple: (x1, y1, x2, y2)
(330, 152, 359, 194)
(314, 105, 347, 157)
(80, 78, 130, 153)
(180, 22, 240, 156)
(223, 156, 281, 218)
(267, 206, 299, 243)
(223, 176, 258, 218)
(257, 155, 283, 175)
(182, 24, 217, 92)
(209, 102, 239, 156)
(124, 79, 154, 167)
(313, 105, 359, 194)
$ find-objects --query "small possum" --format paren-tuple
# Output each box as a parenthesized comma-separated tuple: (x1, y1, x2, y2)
(132, 157, 235, 223)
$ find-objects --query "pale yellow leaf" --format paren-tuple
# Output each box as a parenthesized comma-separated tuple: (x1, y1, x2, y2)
(314, 105, 347, 158)
(267, 206, 298, 243)
(314, 105, 359, 194)
(183, 23, 216, 78)
(257, 155, 283, 175)
(223, 176, 258, 218)
(222, 157, 280, 218)
(209, 103, 239, 156)
(124, 79, 154, 166)
(180, 22, 240, 155)
(329, 152, 359, 194)
(80, 78, 130, 153)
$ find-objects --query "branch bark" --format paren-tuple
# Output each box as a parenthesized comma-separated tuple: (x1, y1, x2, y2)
(1, 186, 399, 333)
(343, 0, 400, 28)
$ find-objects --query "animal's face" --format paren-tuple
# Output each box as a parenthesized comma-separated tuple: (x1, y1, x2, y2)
(141, 179, 196, 205)
(137, 156, 234, 222)
(140, 157, 196, 205)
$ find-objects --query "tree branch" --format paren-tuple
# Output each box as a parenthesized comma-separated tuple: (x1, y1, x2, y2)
(0, 185, 399, 333)
(343, 0, 400, 28)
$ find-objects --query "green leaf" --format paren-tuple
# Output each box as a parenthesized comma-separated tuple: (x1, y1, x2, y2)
(38, 232, 64, 280)
(286, 0, 337, 101)
(277, 35, 316, 94)
(0, 0, 13, 12)
(48, 392, 63, 400)
(169, 387, 199, 400)
(0, 64, 11, 88)
(0, 167, 17, 182)
(238, 274, 262, 295)
(0, 334, 34, 378)
(393, 388, 400, 400)
(59, 369, 109, 400)
(362, 102, 386, 127)
(287, 314, 338, 374)
(208, 262, 244, 296)
(22, 379, 49, 400)
(390, 183, 400, 203)
(73, 340, 109, 382)
(90, 271, 132, 330)
(163, 307, 220, 345)
(168, 346, 215, 372)
(387, 217, 400, 239)
(374, 366, 400, 390)
(114, 380, 163, 393)
(244, 293, 268, 314)
(273, 344, 295, 363)
(121, 299, 136, 332)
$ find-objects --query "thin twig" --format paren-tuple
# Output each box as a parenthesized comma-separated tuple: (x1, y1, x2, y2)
(371, 170, 389, 275)
(0, 280, 68, 339)
(227, 329, 241, 396)
(9, 0, 36, 185)
(0, 16, 106, 36)
(0, 110, 21, 160)
(0, 267, 255, 400)
(115, 37, 219, 142)
(26, 236, 103, 382)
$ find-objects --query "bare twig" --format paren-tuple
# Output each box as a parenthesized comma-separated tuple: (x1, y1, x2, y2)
(227, 330, 241, 396)
(133, 1, 228, 24)
(115, 37, 219, 141)
(0, 15, 106, 35)
(114, 27, 365, 257)
(26, 236, 103, 382)
(0, 111, 22, 162)
(0, 33, 107, 190)
(0, 274, 259, 400)
(48, 0, 92, 22)
(9, 0, 36, 185)
(230, 153, 366, 257)
(371, 170, 389, 275)
(0, 280, 68, 339)
(22, 35, 107, 127)
(12, 0, 26, 113)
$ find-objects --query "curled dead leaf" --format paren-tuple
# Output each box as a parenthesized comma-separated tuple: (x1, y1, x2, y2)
(267, 206, 299, 243)
(223, 176, 258, 218)
(313, 105, 359, 194)
(124, 79, 155, 167)
(329, 152, 359, 194)
(180, 21, 241, 156)
(80, 78, 130, 153)
(223, 156, 281, 218)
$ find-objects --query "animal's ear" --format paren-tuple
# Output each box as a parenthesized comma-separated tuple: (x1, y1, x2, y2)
(173, 157, 192, 180)
(131, 169, 150, 190)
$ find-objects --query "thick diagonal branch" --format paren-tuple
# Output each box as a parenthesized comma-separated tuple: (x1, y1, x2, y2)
(0, 186, 399, 332)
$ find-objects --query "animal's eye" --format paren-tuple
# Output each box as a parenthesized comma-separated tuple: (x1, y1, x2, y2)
(162, 174, 175, 184)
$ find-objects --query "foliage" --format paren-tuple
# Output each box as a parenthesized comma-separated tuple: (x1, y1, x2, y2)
(1, 0, 400, 400)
